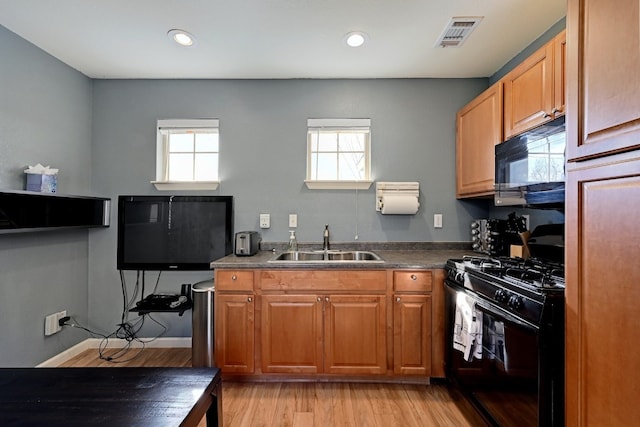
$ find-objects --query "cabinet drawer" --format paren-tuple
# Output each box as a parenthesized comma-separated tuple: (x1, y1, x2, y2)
(393, 270, 432, 292)
(259, 270, 387, 292)
(215, 270, 254, 291)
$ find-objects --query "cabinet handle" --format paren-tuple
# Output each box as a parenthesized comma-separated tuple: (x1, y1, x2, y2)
(396, 297, 401, 302)
(325, 297, 330, 302)
(410, 274, 417, 281)
(317, 297, 322, 302)
(543, 112, 551, 118)
(247, 297, 252, 303)
(231, 275, 237, 281)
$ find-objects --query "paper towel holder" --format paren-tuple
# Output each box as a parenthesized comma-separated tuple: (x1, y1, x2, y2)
(376, 181, 420, 212)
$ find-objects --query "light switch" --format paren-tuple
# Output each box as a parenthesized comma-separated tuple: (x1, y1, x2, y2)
(289, 214, 297, 228)
(434, 214, 443, 229)
(259, 213, 270, 229)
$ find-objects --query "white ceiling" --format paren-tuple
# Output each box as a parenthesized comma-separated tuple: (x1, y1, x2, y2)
(0, 0, 566, 79)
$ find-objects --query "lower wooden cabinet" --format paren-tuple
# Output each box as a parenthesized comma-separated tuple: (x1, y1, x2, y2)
(215, 267, 442, 380)
(214, 293, 255, 373)
(261, 293, 387, 375)
(261, 294, 323, 374)
(393, 294, 432, 375)
(324, 294, 387, 375)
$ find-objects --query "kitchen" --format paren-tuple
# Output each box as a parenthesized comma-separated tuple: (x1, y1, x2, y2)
(0, 0, 638, 426)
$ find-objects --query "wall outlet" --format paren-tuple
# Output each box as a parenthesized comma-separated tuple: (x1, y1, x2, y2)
(289, 214, 297, 228)
(259, 213, 270, 229)
(44, 310, 66, 336)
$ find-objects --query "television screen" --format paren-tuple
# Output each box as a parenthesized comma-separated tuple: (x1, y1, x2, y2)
(117, 195, 233, 271)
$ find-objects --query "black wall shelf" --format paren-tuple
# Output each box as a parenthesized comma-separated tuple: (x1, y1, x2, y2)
(0, 190, 110, 234)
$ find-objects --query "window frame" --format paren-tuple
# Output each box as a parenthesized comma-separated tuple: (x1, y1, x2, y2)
(152, 119, 220, 191)
(305, 118, 373, 190)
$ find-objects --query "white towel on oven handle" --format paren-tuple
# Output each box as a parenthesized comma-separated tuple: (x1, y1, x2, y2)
(453, 292, 483, 362)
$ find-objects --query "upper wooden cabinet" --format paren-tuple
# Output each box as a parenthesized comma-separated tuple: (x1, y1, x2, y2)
(503, 30, 566, 140)
(566, 1, 640, 161)
(456, 83, 502, 199)
(553, 30, 566, 121)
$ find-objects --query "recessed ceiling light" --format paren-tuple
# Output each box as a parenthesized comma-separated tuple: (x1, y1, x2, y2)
(168, 29, 196, 47)
(345, 31, 368, 48)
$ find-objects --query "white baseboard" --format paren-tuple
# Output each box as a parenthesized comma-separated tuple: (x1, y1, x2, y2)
(37, 337, 192, 367)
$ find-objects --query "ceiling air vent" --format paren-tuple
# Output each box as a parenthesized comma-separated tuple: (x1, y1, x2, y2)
(435, 16, 483, 48)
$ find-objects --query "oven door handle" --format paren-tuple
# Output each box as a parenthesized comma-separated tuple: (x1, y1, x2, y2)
(445, 280, 539, 332)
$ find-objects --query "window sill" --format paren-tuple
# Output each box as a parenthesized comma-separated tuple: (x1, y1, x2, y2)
(151, 181, 220, 191)
(304, 180, 373, 190)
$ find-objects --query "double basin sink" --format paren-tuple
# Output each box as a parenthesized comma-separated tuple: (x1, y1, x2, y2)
(269, 250, 384, 263)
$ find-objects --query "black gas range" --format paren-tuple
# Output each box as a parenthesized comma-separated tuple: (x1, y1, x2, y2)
(444, 256, 565, 427)
(446, 256, 564, 326)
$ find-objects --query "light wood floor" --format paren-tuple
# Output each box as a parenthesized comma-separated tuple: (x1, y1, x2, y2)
(60, 347, 488, 427)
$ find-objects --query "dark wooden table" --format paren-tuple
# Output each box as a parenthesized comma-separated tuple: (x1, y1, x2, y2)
(0, 367, 222, 426)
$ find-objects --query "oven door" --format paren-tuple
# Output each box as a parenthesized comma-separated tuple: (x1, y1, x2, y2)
(445, 280, 541, 427)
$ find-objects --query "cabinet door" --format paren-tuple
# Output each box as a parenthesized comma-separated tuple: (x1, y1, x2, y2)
(553, 30, 566, 117)
(214, 293, 254, 373)
(393, 294, 432, 375)
(565, 155, 640, 425)
(456, 83, 503, 198)
(261, 294, 323, 374)
(503, 43, 554, 139)
(324, 295, 387, 375)
(566, 0, 640, 161)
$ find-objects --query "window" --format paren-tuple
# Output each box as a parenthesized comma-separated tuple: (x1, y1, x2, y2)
(305, 118, 372, 190)
(152, 119, 220, 191)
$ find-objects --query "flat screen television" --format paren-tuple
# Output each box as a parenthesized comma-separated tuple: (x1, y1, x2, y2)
(117, 195, 233, 271)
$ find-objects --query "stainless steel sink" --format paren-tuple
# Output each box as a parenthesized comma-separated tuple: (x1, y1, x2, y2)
(270, 251, 325, 261)
(325, 251, 382, 261)
(269, 250, 384, 263)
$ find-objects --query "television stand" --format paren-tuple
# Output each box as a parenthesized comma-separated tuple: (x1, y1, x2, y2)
(129, 303, 192, 316)
(130, 293, 192, 316)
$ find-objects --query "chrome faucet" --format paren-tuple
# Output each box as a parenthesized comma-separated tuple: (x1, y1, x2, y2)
(323, 224, 330, 251)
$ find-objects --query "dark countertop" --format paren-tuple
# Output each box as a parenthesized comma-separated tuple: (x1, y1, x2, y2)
(211, 248, 475, 270)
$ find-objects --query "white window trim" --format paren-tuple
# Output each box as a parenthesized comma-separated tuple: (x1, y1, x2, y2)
(305, 118, 373, 190)
(152, 119, 220, 191)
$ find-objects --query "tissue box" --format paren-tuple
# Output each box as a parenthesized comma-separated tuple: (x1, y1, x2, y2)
(26, 173, 57, 193)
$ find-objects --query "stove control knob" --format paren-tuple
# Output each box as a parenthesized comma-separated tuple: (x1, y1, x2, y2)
(508, 295, 524, 309)
(455, 272, 465, 282)
(494, 289, 508, 302)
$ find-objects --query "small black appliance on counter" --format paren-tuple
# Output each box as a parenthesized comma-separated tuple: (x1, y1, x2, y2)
(234, 231, 261, 256)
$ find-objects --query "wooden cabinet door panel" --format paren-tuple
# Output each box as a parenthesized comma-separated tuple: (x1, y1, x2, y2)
(261, 294, 323, 374)
(456, 83, 502, 198)
(504, 43, 554, 139)
(567, 0, 640, 161)
(324, 295, 387, 375)
(215, 293, 254, 373)
(566, 156, 640, 425)
(553, 30, 566, 117)
(393, 294, 432, 375)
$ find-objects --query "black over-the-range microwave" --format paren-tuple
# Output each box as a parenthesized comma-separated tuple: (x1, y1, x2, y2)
(495, 116, 566, 207)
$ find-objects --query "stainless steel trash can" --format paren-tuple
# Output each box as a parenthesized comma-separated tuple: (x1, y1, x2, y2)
(191, 279, 215, 367)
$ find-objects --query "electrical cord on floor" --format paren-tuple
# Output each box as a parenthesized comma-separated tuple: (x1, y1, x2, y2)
(59, 314, 167, 364)
(58, 269, 169, 364)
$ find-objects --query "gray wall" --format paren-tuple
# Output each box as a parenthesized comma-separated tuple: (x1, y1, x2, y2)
(88, 78, 489, 336)
(0, 25, 94, 366)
